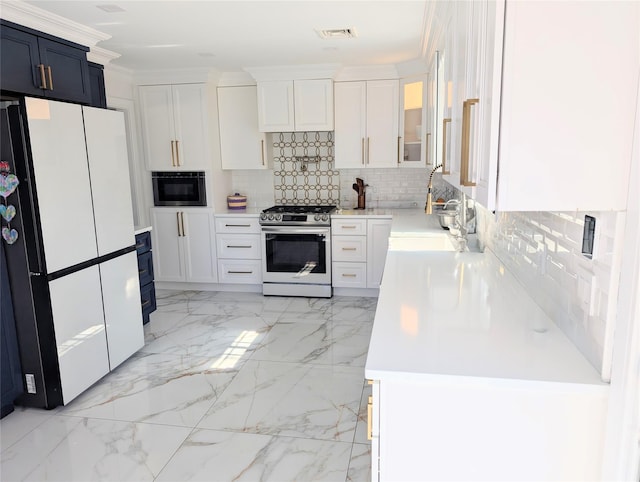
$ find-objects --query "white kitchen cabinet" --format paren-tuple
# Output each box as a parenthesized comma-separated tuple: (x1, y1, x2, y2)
(370, 377, 607, 481)
(331, 216, 391, 289)
(334, 80, 399, 169)
(434, 0, 638, 212)
(398, 77, 427, 167)
(366, 218, 392, 288)
(215, 215, 262, 284)
(257, 79, 333, 132)
(139, 83, 210, 170)
(217, 85, 269, 170)
(151, 208, 217, 283)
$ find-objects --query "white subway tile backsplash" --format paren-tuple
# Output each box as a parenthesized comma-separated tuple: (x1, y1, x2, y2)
(476, 204, 622, 380)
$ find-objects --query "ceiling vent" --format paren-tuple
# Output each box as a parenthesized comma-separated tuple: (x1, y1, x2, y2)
(315, 28, 358, 40)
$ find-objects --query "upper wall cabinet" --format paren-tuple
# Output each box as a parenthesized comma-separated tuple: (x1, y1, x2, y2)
(0, 20, 92, 105)
(398, 77, 427, 168)
(334, 80, 399, 169)
(257, 79, 334, 132)
(433, 0, 638, 212)
(138, 84, 211, 171)
(218, 85, 269, 170)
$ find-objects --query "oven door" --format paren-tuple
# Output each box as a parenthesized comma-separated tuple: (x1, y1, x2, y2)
(261, 227, 331, 285)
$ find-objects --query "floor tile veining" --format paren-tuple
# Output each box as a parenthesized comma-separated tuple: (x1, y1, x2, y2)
(0, 291, 374, 482)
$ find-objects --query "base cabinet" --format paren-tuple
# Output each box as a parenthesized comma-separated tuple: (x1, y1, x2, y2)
(151, 208, 218, 283)
(370, 378, 608, 481)
(332, 217, 391, 289)
(215, 216, 262, 284)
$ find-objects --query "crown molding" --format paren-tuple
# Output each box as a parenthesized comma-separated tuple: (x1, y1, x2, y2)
(244, 64, 341, 82)
(134, 68, 218, 86)
(87, 45, 121, 65)
(1, 1, 110, 46)
(334, 65, 399, 81)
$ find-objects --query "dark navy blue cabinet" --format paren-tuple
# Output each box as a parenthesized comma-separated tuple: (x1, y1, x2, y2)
(1, 242, 24, 418)
(135, 231, 157, 324)
(1, 20, 92, 105)
(88, 62, 107, 109)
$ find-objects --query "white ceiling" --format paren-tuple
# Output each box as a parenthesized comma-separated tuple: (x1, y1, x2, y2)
(22, 0, 430, 72)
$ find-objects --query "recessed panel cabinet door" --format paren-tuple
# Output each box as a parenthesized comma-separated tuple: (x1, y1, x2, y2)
(151, 208, 185, 282)
(182, 210, 218, 283)
(139, 85, 176, 170)
(172, 84, 210, 169)
(37, 37, 91, 104)
(366, 80, 399, 168)
(0, 25, 41, 96)
(334, 81, 366, 168)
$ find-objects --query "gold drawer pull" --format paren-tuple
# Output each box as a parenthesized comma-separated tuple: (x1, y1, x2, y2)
(341, 225, 357, 229)
(367, 395, 373, 440)
(342, 273, 357, 278)
(341, 247, 357, 251)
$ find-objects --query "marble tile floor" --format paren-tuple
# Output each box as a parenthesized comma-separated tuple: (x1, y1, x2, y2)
(0, 290, 375, 482)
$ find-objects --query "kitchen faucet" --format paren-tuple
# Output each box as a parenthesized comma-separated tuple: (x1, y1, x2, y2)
(424, 163, 443, 214)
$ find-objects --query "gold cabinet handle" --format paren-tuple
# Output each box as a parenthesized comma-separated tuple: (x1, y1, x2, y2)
(366, 137, 370, 165)
(341, 225, 357, 229)
(367, 395, 373, 440)
(342, 273, 357, 277)
(175, 140, 181, 166)
(37, 64, 47, 89)
(261, 139, 265, 166)
(176, 212, 182, 236)
(180, 212, 186, 236)
(460, 98, 479, 187)
(426, 132, 431, 165)
(47, 66, 53, 91)
(442, 118, 451, 175)
(341, 247, 357, 251)
(361, 138, 365, 165)
(397, 136, 402, 164)
(170, 141, 176, 167)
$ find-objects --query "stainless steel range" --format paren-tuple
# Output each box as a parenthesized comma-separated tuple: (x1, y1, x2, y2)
(260, 205, 336, 297)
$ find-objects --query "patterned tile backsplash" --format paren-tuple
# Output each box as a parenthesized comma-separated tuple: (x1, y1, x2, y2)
(475, 203, 623, 380)
(271, 131, 340, 205)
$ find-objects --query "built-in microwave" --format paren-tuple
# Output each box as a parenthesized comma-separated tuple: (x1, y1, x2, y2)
(152, 171, 207, 206)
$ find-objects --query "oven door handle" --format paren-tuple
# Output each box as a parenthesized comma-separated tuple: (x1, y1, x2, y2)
(261, 227, 330, 235)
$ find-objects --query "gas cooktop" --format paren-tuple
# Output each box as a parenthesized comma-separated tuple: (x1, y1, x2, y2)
(260, 205, 337, 226)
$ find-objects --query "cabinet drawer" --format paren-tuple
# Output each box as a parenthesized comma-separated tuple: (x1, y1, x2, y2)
(215, 216, 261, 234)
(137, 250, 154, 287)
(332, 262, 367, 288)
(332, 236, 367, 262)
(332, 218, 367, 235)
(135, 231, 152, 255)
(217, 234, 261, 259)
(218, 259, 262, 284)
(140, 281, 156, 325)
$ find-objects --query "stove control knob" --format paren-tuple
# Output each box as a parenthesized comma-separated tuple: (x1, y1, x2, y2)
(268, 214, 274, 220)
(314, 214, 321, 221)
(275, 214, 282, 221)
(260, 213, 267, 221)
(321, 214, 329, 222)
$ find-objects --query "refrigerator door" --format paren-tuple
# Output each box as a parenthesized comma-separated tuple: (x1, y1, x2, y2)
(48, 265, 109, 404)
(100, 252, 144, 369)
(24, 98, 98, 273)
(82, 107, 136, 256)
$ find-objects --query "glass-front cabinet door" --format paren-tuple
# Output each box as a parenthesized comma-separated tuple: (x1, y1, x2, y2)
(398, 77, 426, 167)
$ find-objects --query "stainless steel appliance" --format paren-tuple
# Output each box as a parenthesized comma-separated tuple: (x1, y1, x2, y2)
(260, 205, 335, 297)
(152, 171, 206, 206)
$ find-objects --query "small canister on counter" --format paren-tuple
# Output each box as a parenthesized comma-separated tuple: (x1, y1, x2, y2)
(227, 193, 247, 210)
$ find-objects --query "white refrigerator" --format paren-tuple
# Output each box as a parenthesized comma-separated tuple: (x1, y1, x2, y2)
(2, 97, 143, 408)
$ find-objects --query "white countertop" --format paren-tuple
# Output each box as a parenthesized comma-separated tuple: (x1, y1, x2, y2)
(365, 249, 605, 388)
(215, 207, 263, 216)
(134, 225, 152, 235)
